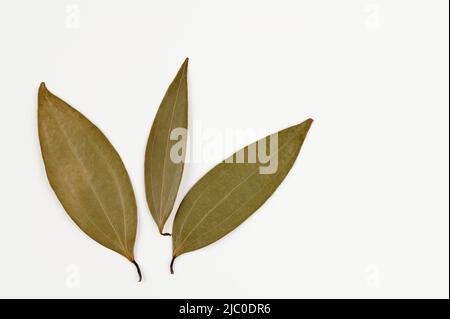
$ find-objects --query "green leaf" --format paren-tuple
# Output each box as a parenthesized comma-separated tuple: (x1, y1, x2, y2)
(37, 83, 142, 281)
(145, 58, 189, 235)
(170, 119, 313, 273)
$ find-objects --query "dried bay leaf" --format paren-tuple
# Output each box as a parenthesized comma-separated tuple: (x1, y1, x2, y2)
(145, 58, 189, 235)
(38, 83, 142, 281)
(171, 119, 313, 273)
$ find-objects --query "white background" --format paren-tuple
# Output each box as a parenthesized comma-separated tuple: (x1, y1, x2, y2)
(0, 0, 448, 298)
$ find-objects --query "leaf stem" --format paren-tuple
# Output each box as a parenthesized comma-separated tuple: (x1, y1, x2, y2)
(132, 260, 142, 282)
(170, 256, 177, 274)
(158, 225, 171, 236)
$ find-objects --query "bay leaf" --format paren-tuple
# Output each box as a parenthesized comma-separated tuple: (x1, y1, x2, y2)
(38, 83, 142, 281)
(145, 58, 189, 235)
(170, 119, 313, 273)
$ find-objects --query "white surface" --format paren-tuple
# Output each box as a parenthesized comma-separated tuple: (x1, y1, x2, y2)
(0, 0, 448, 298)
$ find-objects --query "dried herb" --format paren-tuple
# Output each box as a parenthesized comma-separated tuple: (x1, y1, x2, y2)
(170, 119, 313, 273)
(145, 58, 189, 235)
(38, 83, 141, 281)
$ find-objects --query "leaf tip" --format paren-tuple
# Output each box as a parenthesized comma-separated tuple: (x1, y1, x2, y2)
(297, 118, 314, 133)
(38, 82, 50, 109)
(180, 57, 189, 72)
(38, 82, 49, 98)
(303, 118, 314, 129)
